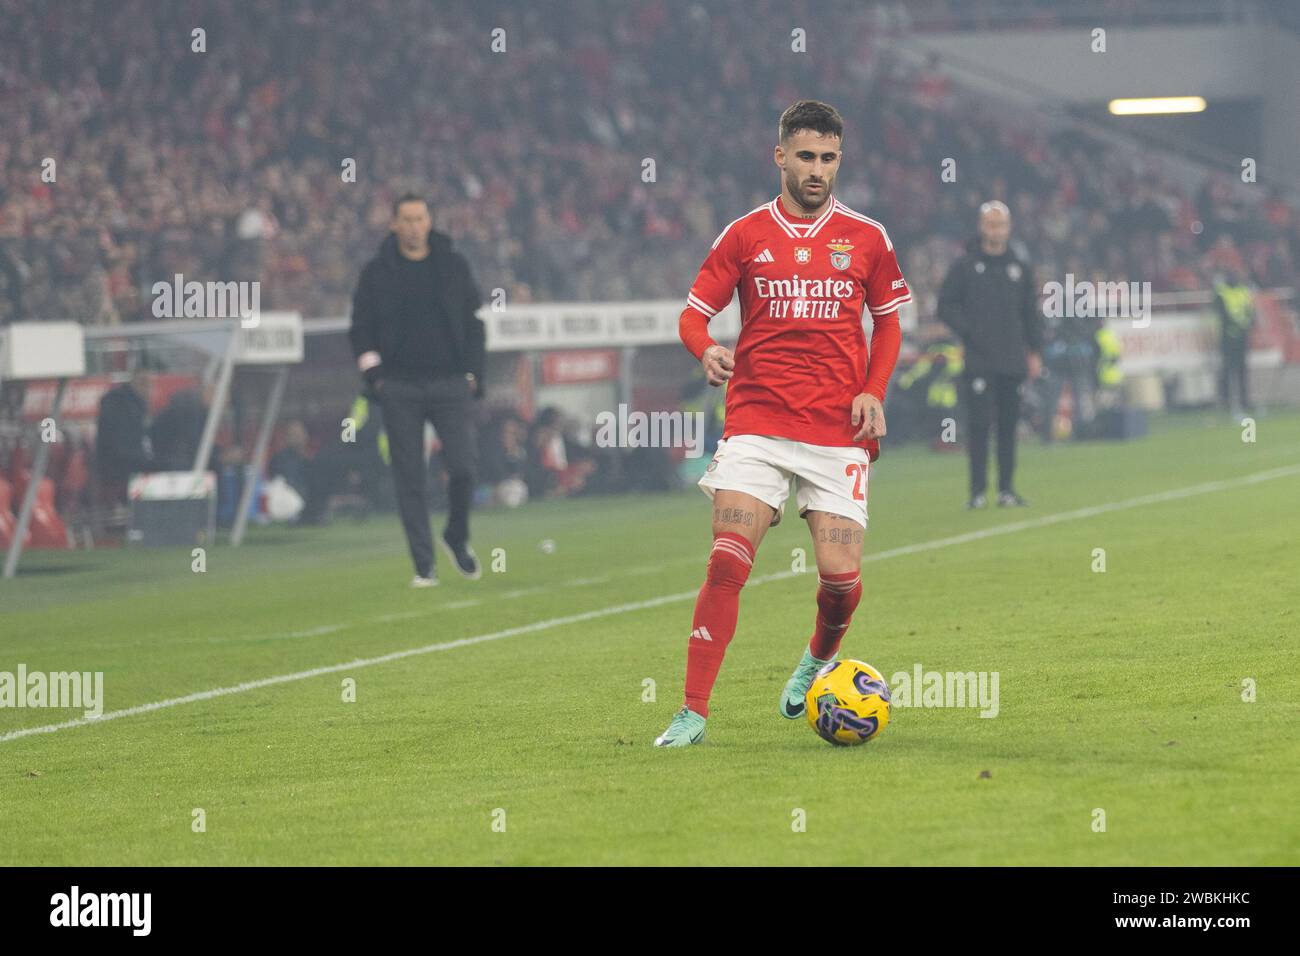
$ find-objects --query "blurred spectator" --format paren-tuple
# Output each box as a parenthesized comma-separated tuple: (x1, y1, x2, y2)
(481, 411, 531, 506)
(268, 420, 311, 502)
(93, 367, 154, 502)
(526, 407, 566, 499)
(0, 241, 25, 322)
(149, 387, 210, 472)
(526, 406, 597, 498)
(0, 0, 1292, 329)
(1038, 308, 1101, 441)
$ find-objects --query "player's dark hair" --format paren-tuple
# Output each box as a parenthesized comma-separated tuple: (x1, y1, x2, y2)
(779, 100, 844, 143)
(392, 192, 428, 216)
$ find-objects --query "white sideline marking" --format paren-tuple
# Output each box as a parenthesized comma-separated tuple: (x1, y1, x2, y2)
(3, 462, 1297, 744)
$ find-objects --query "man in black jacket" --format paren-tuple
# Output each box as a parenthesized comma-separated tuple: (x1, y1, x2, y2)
(95, 368, 154, 502)
(938, 201, 1043, 509)
(349, 193, 486, 586)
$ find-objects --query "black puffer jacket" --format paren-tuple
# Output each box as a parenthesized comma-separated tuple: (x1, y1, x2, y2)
(349, 229, 486, 390)
(937, 238, 1043, 376)
(95, 383, 152, 483)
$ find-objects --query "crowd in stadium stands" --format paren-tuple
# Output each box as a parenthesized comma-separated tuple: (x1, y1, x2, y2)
(2, 0, 1297, 542)
(1, 0, 1296, 330)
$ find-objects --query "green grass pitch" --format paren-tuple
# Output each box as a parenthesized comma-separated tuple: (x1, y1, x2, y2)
(2, 411, 1297, 865)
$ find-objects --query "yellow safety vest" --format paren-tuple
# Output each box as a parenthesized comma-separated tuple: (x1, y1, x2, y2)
(1096, 328, 1122, 389)
(899, 345, 961, 408)
(349, 395, 390, 466)
(1215, 283, 1254, 333)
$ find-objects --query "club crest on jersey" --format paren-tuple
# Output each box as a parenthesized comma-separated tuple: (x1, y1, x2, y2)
(794, 247, 811, 264)
(827, 240, 854, 271)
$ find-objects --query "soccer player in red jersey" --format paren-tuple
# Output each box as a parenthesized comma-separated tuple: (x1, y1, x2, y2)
(655, 100, 910, 746)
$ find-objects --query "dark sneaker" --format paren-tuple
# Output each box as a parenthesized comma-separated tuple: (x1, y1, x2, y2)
(997, 491, 1028, 507)
(411, 571, 438, 588)
(440, 533, 482, 580)
(966, 494, 988, 510)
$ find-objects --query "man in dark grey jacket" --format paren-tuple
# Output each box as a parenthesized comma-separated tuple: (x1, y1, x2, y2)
(938, 201, 1043, 509)
(349, 193, 486, 586)
(95, 367, 154, 502)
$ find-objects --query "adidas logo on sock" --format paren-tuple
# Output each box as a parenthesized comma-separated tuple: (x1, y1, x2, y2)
(690, 626, 714, 641)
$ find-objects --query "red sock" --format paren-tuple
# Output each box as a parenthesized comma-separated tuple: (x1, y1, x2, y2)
(808, 570, 862, 661)
(683, 532, 754, 717)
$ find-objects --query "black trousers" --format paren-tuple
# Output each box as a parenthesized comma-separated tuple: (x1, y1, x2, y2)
(962, 371, 1023, 496)
(377, 375, 477, 577)
(1220, 334, 1251, 411)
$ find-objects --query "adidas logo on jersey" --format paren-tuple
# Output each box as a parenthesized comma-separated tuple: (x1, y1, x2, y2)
(752, 248, 774, 263)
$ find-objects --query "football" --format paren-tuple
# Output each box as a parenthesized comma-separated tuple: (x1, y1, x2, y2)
(805, 660, 892, 746)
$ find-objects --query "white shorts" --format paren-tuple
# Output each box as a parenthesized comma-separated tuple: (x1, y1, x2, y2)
(697, 434, 870, 528)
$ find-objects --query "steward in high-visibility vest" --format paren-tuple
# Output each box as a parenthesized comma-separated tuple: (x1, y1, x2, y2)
(1215, 282, 1255, 338)
(1095, 327, 1122, 391)
(1213, 274, 1255, 412)
(898, 342, 963, 413)
(894, 340, 962, 444)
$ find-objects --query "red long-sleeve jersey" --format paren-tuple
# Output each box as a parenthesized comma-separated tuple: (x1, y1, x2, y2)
(680, 196, 909, 448)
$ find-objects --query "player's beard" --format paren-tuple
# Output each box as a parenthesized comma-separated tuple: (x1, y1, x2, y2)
(785, 170, 832, 214)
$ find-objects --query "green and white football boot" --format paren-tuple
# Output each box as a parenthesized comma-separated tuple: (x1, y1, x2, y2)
(654, 706, 706, 747)
(779, 648, 834, 719)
